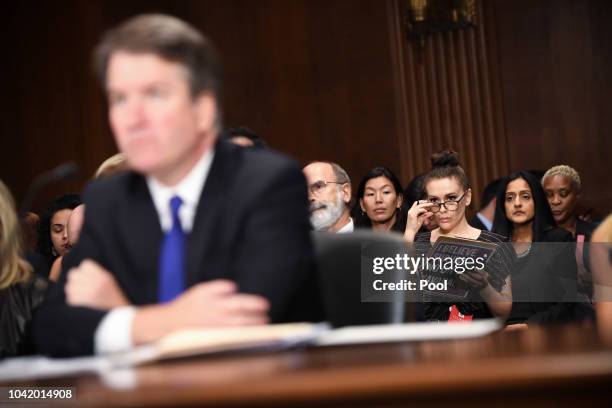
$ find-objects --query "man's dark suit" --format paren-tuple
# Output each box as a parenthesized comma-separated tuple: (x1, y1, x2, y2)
(32, 140, 319, 356)
(469, 214, 489, 231)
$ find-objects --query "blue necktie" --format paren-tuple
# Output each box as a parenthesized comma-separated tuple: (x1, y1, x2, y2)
(158, 196, 186, 303)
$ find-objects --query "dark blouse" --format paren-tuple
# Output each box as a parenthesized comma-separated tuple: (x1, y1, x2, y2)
(575, 219, 596, 241)
(414, 230, 515, 322)
(507, 227, 592, 324)
(0, 276, 48, 357)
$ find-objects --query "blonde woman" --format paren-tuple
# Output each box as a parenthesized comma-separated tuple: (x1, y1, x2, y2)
(94, 153, 128, 178)
(0, 180, 48, 357)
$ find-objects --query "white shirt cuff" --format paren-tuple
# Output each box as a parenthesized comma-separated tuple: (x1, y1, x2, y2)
(94, 306, 136, 355)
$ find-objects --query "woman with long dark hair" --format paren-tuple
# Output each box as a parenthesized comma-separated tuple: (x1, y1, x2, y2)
(36, 194, 81, 269)
(354, 166, 406, 233)
(492, 171, 585, 325)
(492, 171, 560, 242)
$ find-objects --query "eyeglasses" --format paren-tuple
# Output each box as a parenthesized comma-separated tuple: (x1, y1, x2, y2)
(427, 193, 467, 213)
(309, 180, 346, 196)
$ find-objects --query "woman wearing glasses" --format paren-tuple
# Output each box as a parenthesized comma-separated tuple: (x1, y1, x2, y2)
(303, 161, 353, 233)
(404, 150, 514, 322)
(354, 166, 406, 233)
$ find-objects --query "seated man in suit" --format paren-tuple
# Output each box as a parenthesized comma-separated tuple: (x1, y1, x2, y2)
(469, 178, 502, 232)
(32, 14, 316, 357)
(303, 162, 353, 233)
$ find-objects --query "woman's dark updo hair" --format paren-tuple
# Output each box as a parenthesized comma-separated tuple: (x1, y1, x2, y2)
(423, 149, 470, 192)
(403, 172, 427, 208)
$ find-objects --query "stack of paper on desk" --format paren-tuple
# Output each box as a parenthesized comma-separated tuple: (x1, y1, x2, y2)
(119, 319, 501, 364)
(129, 322, 328, 364)
(314, 319, 502, 346)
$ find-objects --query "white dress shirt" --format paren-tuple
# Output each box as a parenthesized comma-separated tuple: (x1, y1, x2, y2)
(337, 218, 354, 234)
(476, 212, 493, 232)
(94, 149, 214, 354)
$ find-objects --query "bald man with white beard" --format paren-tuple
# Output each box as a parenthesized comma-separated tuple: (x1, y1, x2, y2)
(303, 162, 353, 233)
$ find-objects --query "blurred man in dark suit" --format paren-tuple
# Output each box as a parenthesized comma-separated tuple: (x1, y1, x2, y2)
(33, 14, 315, 357)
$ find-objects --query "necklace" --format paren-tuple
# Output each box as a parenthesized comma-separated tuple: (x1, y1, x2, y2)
(515, 243, 532, 258)
(510, 233, 532, 258)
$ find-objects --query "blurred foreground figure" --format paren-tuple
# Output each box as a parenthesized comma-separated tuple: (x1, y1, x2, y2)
(592, 215, 612, 341)
(0, 180, 48, 357)
(33, 14, 316, 357)
(94, 153, 129, 178)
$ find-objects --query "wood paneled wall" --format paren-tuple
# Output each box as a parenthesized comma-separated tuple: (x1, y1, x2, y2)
(1, 0, 610, 217)
(389, 0, 510, 210)
(492, 0, 612, 215)
(0, 0, 404, 213)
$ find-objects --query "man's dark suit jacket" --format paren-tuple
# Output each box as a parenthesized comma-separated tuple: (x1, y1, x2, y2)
(32, 140, 320, 356)
(469, 214, 489, 231)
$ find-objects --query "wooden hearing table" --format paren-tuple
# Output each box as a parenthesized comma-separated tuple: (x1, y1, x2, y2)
(6, 323, 612, 407)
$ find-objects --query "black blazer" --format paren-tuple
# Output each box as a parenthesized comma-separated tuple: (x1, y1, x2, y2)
(468, 214, 489, 231)
(32, 140, 320, 356)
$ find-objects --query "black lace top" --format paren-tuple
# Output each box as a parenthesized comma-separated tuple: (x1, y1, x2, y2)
(0, 277, 48, 357)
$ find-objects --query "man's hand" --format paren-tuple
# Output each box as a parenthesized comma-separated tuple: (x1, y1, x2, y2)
(168, 280, 270, 327)
(132, 280, 270, 345)
(65, 259, 130, 309)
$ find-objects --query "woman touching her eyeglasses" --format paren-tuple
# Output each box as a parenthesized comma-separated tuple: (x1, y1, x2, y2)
(403, 150, 515, 322)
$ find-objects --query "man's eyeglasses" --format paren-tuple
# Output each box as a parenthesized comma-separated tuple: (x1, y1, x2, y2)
(309, 180, 347, 196)
(427, 192, 467, 213)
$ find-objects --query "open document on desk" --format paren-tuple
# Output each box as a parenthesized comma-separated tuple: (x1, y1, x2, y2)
(0, 319, 501, 382)
(314, 319, 502, 346)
